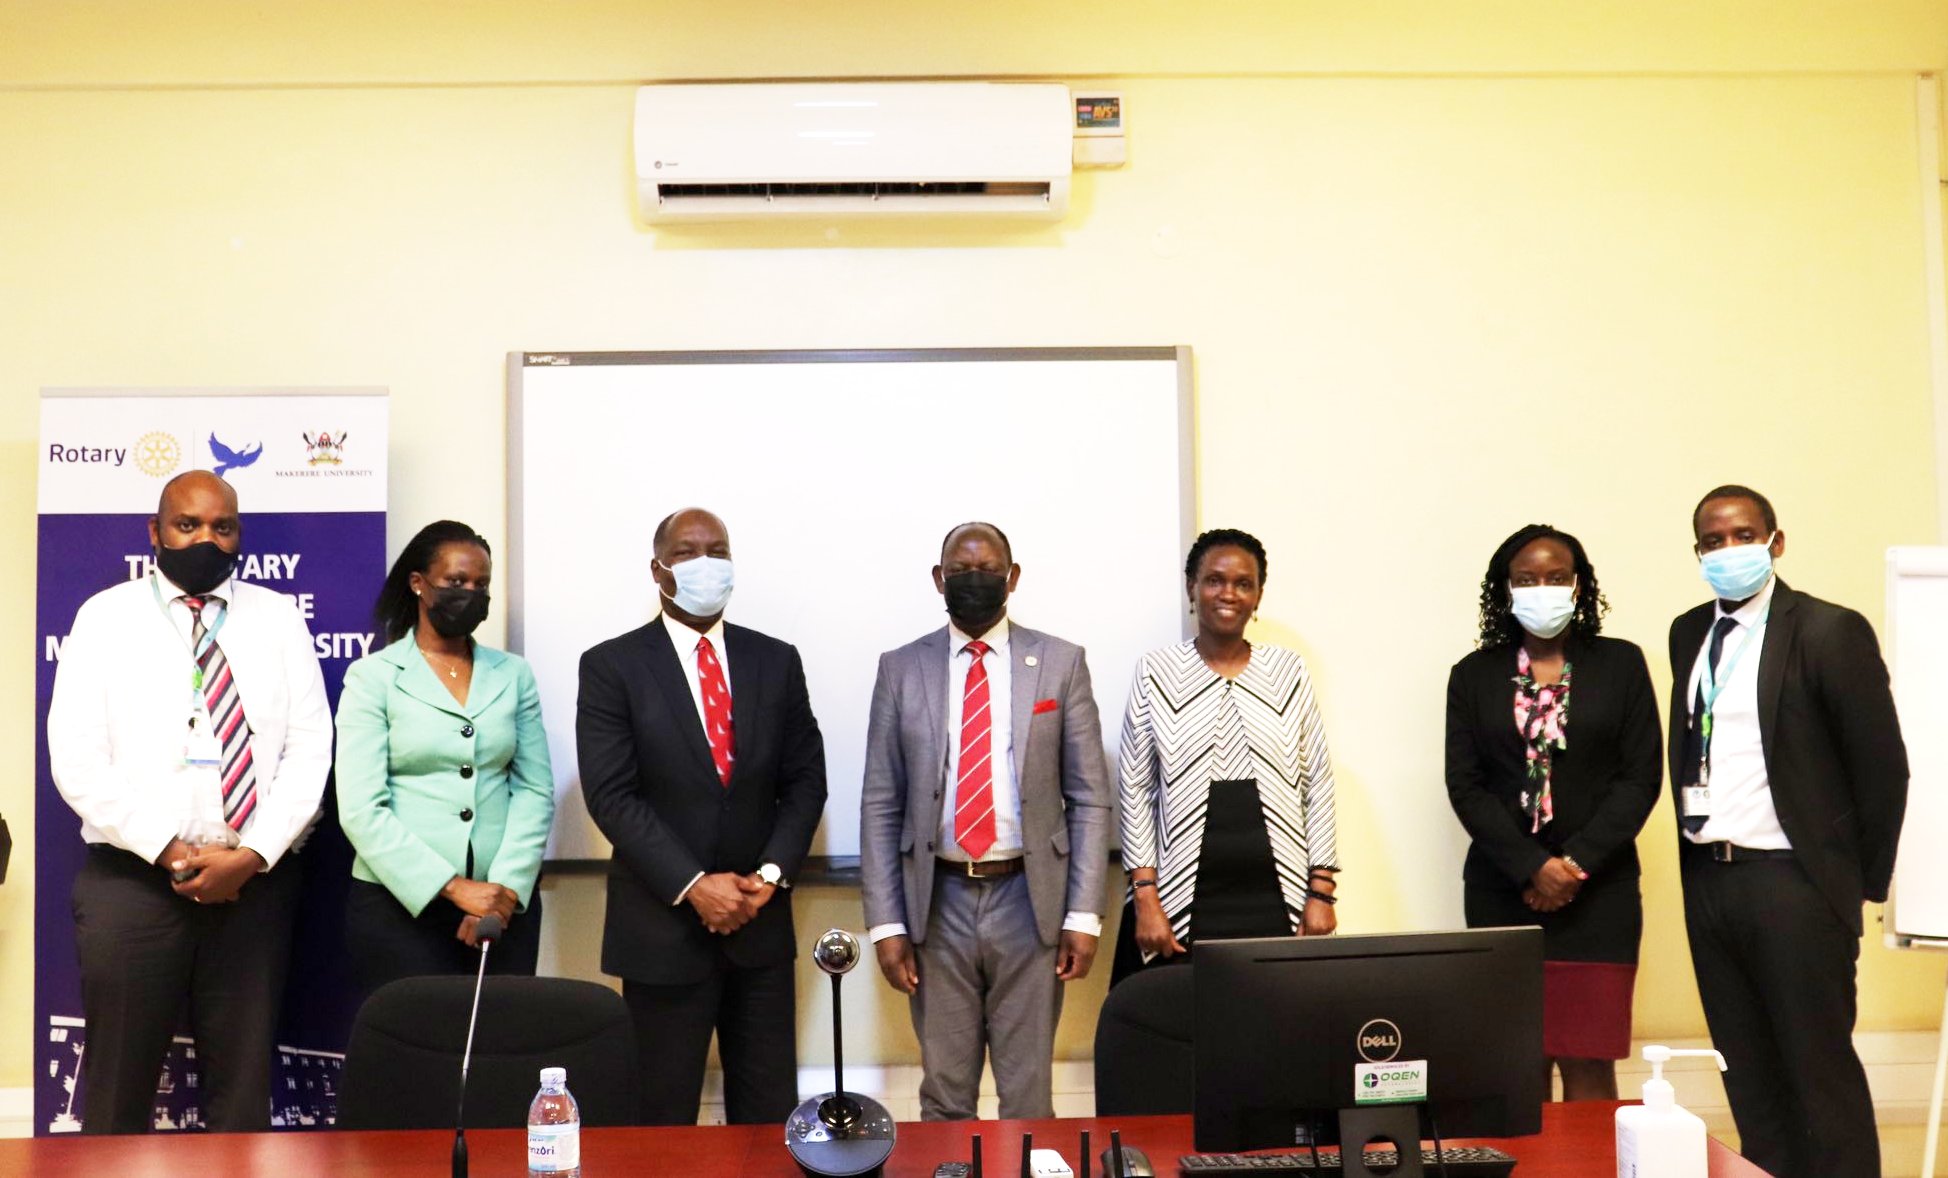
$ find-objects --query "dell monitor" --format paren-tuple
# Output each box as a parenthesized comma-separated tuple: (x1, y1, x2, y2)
(1193, 927, 1544, 1154)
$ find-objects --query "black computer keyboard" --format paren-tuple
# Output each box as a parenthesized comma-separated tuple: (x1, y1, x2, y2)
(1180, 1146, 1517, 1176)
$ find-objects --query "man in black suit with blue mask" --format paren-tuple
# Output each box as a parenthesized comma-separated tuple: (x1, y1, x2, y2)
(1669, 484, 1907, 1178)
(577, 507, 827, 1125)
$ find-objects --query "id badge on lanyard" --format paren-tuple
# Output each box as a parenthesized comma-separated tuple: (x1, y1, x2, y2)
(151, 574, 228, 769)
(1684, 609, 1767, 822)
(184, 713, 223, 768)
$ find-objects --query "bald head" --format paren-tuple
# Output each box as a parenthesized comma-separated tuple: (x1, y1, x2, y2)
(157, 469, 237, 518)
(939, 521, 1012, 565)
(653, 507, 729, 561)
(149, 469, 242, 563)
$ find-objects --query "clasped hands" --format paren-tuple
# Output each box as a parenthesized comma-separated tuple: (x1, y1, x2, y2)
(1523, 856, 1587, 913)
(158, 837, 264, 905)
(686, 871, 777, 935)
(444, 876, 522, 948)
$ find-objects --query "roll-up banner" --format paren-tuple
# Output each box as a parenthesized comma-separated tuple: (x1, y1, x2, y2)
(34, 389, 387, 1133)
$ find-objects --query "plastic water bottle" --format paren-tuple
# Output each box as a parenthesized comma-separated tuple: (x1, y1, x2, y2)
(527, 1066, 581, 1177)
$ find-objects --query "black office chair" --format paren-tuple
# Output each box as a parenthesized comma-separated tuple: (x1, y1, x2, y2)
(338, 975, 640, 1129)
(1093, 962, 1195, 1116)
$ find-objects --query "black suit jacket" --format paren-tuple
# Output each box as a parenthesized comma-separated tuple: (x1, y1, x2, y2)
(576, 618, 827, 984)
(1446, 635, 1664, 889)
(1667, 579, 1908, 934)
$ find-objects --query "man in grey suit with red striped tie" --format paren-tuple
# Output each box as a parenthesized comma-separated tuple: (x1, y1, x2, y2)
(860, 522, 1112, 1120)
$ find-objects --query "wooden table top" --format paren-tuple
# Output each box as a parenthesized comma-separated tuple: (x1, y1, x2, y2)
(0, 1104, 1763, 1176)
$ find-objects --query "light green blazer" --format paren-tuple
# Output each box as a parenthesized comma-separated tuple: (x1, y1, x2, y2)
(334, 637, 554, 915)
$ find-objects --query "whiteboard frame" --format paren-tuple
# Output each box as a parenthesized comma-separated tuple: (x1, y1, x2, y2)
(1884, 544, 1948, 948)
(506, 346, 1196, 872)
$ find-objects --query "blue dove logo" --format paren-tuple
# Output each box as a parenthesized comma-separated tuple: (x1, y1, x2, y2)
(208, 433, 262, 477)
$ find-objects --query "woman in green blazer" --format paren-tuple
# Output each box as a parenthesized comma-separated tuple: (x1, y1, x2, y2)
(336, 520, 555, 992)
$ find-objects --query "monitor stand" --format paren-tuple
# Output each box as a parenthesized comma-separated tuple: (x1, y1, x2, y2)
(1336, 1104, 1424, 1178)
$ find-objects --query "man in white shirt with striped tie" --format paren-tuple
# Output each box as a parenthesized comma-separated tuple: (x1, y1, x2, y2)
(48, 470, 332, 1133)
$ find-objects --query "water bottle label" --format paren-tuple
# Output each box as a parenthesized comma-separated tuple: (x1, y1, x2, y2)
(528, 1122, 580, 1171)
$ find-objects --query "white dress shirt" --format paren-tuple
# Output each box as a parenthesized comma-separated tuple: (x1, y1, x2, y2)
(869, 618, 1101, 943)
(660, 611, 733, 904)
(47, 570, 333, 870)
(1684, 574, 1791, 849)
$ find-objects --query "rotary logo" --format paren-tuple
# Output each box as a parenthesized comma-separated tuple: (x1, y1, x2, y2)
(133, 432, 182, 477)
(302, 429, 348, 466)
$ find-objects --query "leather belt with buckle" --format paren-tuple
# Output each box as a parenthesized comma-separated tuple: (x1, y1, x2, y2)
(937, 857, 1025, 879)
(1690, 841, 1796, 864)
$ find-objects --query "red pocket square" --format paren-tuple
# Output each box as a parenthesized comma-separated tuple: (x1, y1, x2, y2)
(1033, 698, 1060, 715)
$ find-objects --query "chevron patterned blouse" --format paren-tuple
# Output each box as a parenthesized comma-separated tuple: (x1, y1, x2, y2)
(1118, 641, 1340, 944)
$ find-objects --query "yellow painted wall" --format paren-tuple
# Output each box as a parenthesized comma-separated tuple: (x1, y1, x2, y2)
(3, 2, 1947, 1092)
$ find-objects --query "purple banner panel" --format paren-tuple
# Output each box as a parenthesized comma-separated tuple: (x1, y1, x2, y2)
(34, 510, 385, 1134)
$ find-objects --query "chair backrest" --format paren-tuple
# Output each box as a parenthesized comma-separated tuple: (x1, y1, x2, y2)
(338, 976, 639, 1129)
(1093, 964, 1195, 1117)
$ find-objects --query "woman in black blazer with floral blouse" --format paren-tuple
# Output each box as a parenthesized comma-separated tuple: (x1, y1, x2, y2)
(1445, 524, 1662, 1101)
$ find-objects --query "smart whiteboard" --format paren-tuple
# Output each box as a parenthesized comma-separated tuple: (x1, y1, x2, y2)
(509, 348, 1193, 862)
(1885, 546, 1948, 945)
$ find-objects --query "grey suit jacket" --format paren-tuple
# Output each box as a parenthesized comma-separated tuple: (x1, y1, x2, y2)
(859, 623, 1113, 948)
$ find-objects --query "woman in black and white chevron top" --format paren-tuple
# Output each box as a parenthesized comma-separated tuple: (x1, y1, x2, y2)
(1110, 528, 1341, 985)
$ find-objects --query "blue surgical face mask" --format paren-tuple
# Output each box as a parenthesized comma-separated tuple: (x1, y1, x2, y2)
(1509, 583, 1577, 639)
(1698, 535, 1776, 601)
(658, 555, 734, 617)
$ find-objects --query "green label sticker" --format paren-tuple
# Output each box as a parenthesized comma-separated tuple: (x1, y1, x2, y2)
(1353, 1060, 1429, 1105)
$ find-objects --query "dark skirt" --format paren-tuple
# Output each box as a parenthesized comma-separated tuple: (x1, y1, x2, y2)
(344, 878, 543, 997)
(1464, 870, 1641, 1059)
(1111, 779, 1290, 987)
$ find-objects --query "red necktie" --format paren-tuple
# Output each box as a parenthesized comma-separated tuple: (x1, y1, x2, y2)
(697, 636, 735, 787)
(184, 596, 258, 831)
(953, 639, 996, 859)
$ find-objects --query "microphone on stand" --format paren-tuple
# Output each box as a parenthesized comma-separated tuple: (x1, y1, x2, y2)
(786, 929, 897, 1178)
(452, 912, 505, 1178)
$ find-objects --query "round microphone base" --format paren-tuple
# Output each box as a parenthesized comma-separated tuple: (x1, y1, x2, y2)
(785, 1091, 896, 1178)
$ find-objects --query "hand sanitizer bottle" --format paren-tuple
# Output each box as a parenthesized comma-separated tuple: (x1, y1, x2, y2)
(1615, 1045, 1727, 1178)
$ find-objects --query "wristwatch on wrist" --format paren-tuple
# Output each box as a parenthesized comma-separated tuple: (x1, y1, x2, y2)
(757, 862, 789, 889)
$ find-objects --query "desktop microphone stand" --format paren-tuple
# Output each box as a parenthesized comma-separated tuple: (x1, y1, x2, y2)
(451, 915, 503, 1178)
(786, 930, 896, 1178)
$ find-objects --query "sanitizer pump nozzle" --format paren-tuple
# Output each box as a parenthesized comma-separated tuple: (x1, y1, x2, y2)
(1616, 1045, 1728, 1178)
(1639, 1045, 1727, 1109)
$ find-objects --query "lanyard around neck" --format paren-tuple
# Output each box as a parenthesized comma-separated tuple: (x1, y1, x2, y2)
(149, 571, 228, 691)
(1698, 605, 1768, 737)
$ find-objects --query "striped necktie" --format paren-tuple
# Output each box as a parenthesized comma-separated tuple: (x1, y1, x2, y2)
(184, 596, 258, 832)
(953, 639, 997, 859)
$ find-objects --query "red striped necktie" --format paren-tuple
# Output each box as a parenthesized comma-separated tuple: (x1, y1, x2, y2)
(953, 639, 997, 859)
(183, 596, 257, 832)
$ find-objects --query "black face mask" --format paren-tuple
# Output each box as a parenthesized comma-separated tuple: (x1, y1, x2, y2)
(942, 570, 1009, 627)
(425, 586, 491, 638)
(155, 541, 238, 596)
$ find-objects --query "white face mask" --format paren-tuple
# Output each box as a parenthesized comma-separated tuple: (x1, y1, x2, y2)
(1509, 583, 1577, 639)
(658, 555, 734, 617)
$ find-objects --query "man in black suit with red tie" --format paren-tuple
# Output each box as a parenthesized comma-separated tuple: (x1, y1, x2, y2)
(1671, 485, 1907, 1178)
(577, 507, 827, 1125)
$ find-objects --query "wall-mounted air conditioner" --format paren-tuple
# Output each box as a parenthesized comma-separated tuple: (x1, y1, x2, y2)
(634, 82, 1072, 222)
